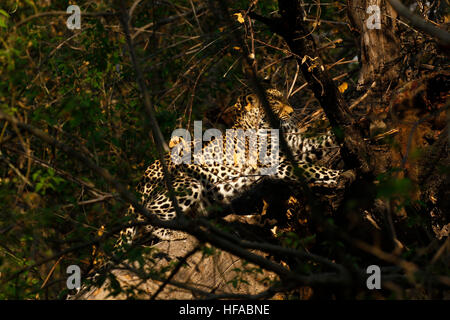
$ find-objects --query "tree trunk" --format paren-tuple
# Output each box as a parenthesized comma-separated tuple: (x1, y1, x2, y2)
(347, 0, 401, 90)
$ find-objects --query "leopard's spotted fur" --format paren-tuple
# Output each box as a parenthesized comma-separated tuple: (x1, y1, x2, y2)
(118, 89, 345, 245)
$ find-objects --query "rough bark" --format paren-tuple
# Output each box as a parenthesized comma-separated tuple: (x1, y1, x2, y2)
(347, 0, 401, 90)
(69, 235, 279, 300)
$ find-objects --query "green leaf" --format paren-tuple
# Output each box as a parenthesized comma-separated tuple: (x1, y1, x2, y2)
(0, 16, 7, 28)
(0, 9, 9, 17)
(35, 182, 43, 192)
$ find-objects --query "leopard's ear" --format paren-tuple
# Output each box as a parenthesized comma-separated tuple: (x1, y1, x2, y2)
(244, 93, 259, 112)
(169, 136, 185, 148)
(233, 96, 244, 111)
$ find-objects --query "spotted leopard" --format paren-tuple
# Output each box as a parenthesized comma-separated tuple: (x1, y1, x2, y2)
(118, 89, 346, 245)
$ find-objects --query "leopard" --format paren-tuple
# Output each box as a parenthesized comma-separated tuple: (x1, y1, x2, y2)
(117, 88, 349, 246)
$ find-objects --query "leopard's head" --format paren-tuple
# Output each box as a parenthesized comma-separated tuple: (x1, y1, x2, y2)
(232, 88, 294, 129)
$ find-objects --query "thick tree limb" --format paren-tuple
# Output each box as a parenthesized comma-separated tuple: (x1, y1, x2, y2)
(387, 0, 450, 47)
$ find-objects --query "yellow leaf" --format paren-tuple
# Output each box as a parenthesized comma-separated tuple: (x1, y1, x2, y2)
(288, 196, 298, 205)
(430, 195, 437, 204)
(232, 46, 241, 51)
(307, 62, 318, 72)
(261, 199, 269, 216)
(338, 82, 348, 93)
(97, 225, 105, 237)
(234, 13, 245, 24)
(270, 226, 278, 236)
(301, 56, 307, 64)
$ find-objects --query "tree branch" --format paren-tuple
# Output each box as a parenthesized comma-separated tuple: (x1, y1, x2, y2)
(387, 0, 450, 48)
